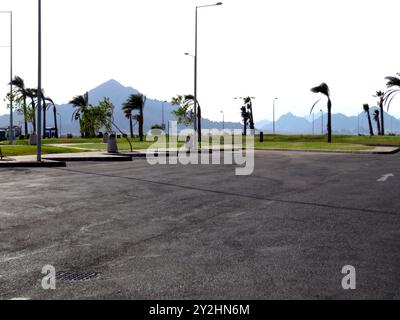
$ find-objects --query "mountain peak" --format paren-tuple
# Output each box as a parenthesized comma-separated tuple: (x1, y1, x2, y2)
(91, 79, 125, 91)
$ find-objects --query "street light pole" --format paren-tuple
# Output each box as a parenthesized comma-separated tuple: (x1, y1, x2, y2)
(57, 112, 62, 137)
(0, 11, 13, 144)
(162, 101, 166, 130)
(37, 0, 42, 161)
(221, 110, 224, 131)
(273, 97, 278, 134)
(194, 2, 222, 149)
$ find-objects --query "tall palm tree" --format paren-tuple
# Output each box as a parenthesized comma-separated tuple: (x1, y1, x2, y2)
(363, 104, 374, 136)
(240, 105, 250, 136)
(123, 94, 146, 141)
(122, 103, 135, 138)
(69, 92, 89, 138)
(10, 76, 28, 135)
(243, 97, 255, 131)
(374, 91, 385, 135)
(373, 109, 381, 136)
(310, 83, 332, 143)
(384, 73, 400, 111)
(25, 88, 37, 133)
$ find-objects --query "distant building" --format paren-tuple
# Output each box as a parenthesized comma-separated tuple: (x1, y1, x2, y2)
(0, 126, 22, 141)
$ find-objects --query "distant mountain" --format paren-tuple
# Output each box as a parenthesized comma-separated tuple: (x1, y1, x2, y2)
(255, 119, 271, 129)
(0, 79, 243, 135)
(257, 110, 400, 135)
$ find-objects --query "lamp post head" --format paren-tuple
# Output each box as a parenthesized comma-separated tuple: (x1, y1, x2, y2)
(216, 2, 223, 5)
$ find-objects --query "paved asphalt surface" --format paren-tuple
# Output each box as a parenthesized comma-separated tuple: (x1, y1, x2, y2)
(0, 150, 399, 300)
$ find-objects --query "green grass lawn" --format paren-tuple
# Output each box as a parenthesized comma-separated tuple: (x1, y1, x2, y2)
(0, 145, 87, 157)
(254, 134, 400, 146)
(253, 141, 373, 151)
(1, 134, 398, 156)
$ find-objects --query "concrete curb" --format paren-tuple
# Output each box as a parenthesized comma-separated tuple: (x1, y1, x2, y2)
(123, 149, 242, 158)
(0, 160, 66, 168)
(253, 147, 400, 155)
(43, 154, 132, 162)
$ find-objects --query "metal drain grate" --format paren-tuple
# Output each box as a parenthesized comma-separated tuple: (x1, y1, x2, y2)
(56, 271, 100, 282)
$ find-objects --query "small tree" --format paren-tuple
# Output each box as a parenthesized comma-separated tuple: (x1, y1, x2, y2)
(171, 95, 195, 126)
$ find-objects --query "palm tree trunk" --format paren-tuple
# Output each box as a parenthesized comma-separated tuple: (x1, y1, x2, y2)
(377, 119, 381, 136)
(243, 120, 247, 136)
(129, 114, 133, 138)
(249, 103, 255, 131)
(327, 99, 332, 143)
(53, 105, 58, 138)
(23, 96, 28, 135)
(197, 106, 202, 143)
(367, 113, 374, 136)
(79, 118, 84, 138)
(380, 98, 385, 135)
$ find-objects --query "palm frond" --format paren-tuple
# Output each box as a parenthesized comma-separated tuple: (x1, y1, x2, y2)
(385, 76, 400, 88)
(310, 83, 330, 97)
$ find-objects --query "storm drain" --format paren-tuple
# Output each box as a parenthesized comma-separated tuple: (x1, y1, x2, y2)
(56, 271, 100, 283)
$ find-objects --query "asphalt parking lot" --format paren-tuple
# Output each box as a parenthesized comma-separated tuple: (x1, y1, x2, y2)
(0, 150, 399, 300)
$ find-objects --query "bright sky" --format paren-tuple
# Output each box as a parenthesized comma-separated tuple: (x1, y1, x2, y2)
(1, 0, 400, 123)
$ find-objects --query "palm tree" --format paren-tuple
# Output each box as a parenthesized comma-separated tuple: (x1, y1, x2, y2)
(363, 104, 374, 136)
(69, 92, 89, 138)
(374, 91, 385, 135)
(240, 105, 250, 136)
(310, 83, 332, 143)
(243, 97, 255, 131)
(384, 73, 400, 112)
(170, 94, 202, 142)
(373, 109, 381, 136)
(122, 102, 135, 138)
(10, 76, 28, 135)
(25, 88, 37, 133)
(123, 94, 145, 141)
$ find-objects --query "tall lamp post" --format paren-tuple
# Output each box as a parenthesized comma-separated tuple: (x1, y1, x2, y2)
(0, 10, 13, 144)
(162, 101, 167, 130)
(57, 112, 62, 137)
(273, 97, 278, 134)
(193, 2, 223, 148)
(320, 109, 324, 135)
(36, 0, 43, 161)
(221, 110, 224, 131)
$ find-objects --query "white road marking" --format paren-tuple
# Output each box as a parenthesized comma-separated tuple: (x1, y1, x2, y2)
(377, 173, 394, 182)
(10, 297, 31, 300)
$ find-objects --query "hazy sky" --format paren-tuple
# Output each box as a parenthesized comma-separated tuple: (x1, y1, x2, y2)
(1, 0, 400, 123)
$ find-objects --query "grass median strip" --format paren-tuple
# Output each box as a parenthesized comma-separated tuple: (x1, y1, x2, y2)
(0, 145, 89, 157)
